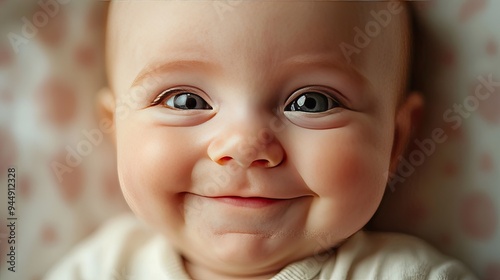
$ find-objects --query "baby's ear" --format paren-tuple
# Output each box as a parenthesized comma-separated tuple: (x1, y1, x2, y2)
(97, 87, 116, 144)
(389, 92, 424, 174)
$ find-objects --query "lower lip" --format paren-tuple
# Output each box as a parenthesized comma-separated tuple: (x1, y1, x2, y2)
(212, 196, 284, 208)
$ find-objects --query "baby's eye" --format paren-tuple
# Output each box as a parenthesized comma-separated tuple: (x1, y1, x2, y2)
(165, 93, 212, 110)
(285, 88, 340, 113)
(152, 87, 212, 110)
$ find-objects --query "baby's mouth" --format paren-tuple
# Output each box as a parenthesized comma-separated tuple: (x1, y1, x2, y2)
(183, 192, 302, 210)
(183, 193, 310, 238)
(210, 196, 285, 208)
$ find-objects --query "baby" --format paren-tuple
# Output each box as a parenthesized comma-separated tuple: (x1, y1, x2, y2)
(45, 1, 477, 279)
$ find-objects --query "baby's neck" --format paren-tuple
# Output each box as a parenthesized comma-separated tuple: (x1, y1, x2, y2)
(183, 258, 280, 280)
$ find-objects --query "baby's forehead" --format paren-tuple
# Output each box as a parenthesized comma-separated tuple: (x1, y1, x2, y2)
(106, 1, 410, 100)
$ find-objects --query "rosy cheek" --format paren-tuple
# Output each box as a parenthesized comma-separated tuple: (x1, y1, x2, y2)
(322, 146, 385, 196)
(289, 125, 390, 231)
(293, 128, 384, 188)
(116, 121, 198, 217)
(302, 142, 379, 197)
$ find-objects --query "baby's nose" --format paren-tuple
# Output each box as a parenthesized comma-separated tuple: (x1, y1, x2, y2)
(207, 125, 284, 168)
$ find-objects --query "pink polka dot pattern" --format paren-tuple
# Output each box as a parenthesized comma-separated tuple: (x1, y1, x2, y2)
(459, 0, 487, 23)
(74, 44, 97, 69)
(36, 77, 78, 127)
(475, 77, 500, 124)
(41, 224, 58, 245)
(0, 46, 13, 66)
(18, 176, 33, 199)
(0, 129, 16, 172)
(50, 152, 84, 204)
(1, 2, 129, 280)
(486, 39, 498, 56)
(36, 6, 67, 47)
(374, 0, 500, 268)
(460, 192, 497, 240)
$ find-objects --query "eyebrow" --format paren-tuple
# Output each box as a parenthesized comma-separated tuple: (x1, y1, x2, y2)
(130, 52, 368, 94)
(281, 53, 368, 84)
(131, 59, 220, 88)
(280, 53, 370, 102)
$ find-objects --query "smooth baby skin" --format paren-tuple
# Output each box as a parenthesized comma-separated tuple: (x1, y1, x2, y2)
(104, 1, 421, 279)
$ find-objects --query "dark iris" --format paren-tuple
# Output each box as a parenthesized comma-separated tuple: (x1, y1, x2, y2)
(286, 92, 337, 112)
(167, 93, 212, 110)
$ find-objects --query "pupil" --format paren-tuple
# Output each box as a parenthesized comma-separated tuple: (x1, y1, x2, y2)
(186, 96, 197, 108)
(304, 97, 316, 109)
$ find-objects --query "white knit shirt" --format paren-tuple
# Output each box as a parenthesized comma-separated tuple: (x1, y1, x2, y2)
(44, 214, 477, 280)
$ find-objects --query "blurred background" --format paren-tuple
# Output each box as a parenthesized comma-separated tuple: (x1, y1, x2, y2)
(0, 1, 129, 280)
(0, 0, 499, 279)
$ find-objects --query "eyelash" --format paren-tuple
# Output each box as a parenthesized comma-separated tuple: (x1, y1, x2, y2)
(150, 87, 200, 106)
(284, 86, 344, 112)
(150, 87, 212, 110)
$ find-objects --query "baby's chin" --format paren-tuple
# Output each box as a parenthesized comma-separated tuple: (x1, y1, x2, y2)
(177, 229, 332, 279)
(181, 237, 313, 278)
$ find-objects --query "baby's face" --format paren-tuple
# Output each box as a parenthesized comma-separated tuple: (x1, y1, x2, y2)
(107, 1, 411, 278)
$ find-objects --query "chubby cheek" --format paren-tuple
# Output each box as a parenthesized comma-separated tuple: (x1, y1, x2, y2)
(289, 121, 392, 238)
(115, 119, 200, 227)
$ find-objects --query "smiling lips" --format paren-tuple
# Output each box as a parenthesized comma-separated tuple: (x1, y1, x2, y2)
(212, 196, 285, 208)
